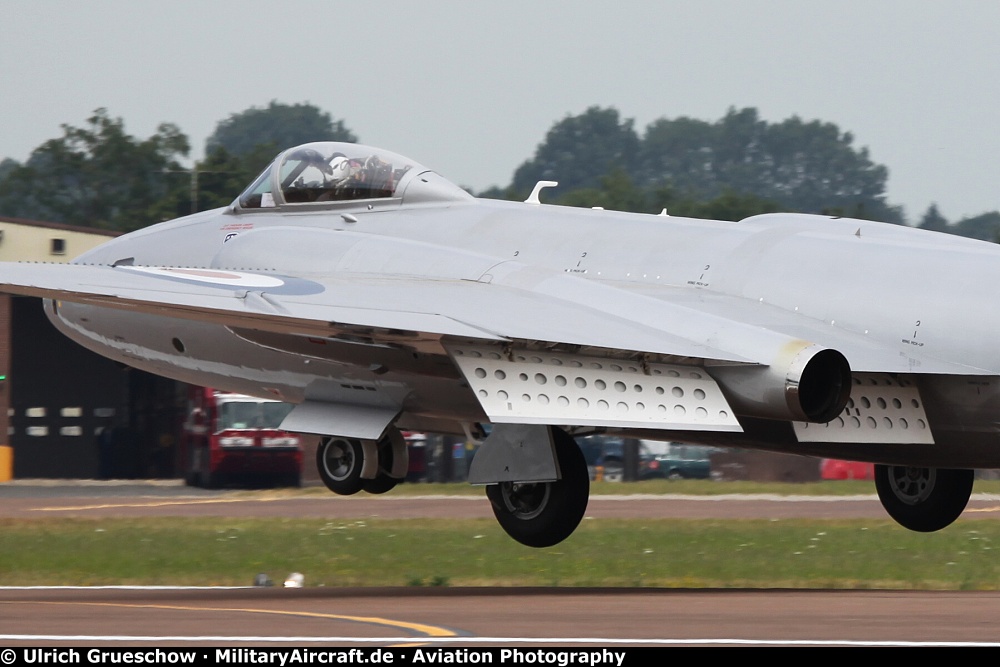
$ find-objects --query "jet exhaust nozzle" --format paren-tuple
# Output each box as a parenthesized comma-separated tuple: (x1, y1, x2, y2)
(711, 345, 852, 424)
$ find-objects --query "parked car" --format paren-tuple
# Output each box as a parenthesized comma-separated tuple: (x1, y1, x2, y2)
(639, 441, 714, 480)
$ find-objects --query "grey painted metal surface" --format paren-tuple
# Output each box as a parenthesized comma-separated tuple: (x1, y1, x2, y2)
(468, 424, 558, 484)
(447, 342, 740, 432)
(279, 401, 398, 441)
(2, 140, 1000, 468)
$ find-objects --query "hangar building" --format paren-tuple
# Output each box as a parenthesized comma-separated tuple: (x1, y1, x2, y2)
(1, 217, 184, 479)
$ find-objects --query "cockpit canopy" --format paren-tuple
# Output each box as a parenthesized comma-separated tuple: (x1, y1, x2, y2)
(237, 142, 428, 210)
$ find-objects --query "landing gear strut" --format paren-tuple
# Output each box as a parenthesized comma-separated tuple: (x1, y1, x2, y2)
(874, 464, 974, 532)
(486, 427, 590, 548)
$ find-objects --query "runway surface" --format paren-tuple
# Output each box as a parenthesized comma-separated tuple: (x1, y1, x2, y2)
(2, 587, 1000, 647)
(3, 484, 1000, 521)
(3, 482, 1000, 646)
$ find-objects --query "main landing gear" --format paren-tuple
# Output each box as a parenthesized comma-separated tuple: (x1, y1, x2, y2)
(874, 464, 974, 532)
(317, 423, 592, 548)
(316, 429, 407, 496)
(485, 427, 590, 548)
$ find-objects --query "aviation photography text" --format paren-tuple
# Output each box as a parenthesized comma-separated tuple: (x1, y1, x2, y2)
(10, 648, 629, 667)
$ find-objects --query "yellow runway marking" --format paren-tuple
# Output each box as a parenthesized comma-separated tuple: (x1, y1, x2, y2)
(4, 600, 458, 638)
(966, 506, 1000, 514)
(31, 497, 288, 512)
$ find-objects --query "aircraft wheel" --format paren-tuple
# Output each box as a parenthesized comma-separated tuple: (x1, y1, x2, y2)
(317, 437, 365, 496)
(486, 428, 590, 548)
(363, 433, 401, 495)
(874, 464, 973, 532)
(363, 475, 397, 494)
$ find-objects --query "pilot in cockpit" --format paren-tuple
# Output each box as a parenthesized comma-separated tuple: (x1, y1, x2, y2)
(287, 151, 394, 202)
(333, 154, 394, 199)
(326, 153, 352, 185)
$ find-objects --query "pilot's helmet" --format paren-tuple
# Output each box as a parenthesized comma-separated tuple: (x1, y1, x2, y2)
(327, 154, 352, 183)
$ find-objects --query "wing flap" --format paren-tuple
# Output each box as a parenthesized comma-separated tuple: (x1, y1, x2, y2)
(447, 343, 742, 432)
(793, 373, 934, 444)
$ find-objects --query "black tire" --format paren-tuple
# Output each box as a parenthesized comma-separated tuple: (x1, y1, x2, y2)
(874, 464, 973, 532)
(317, 437, 365, 496)
(362, 440, 397, 495)
(486, 428, 590, 548)
(363, 474, 398, 495)
(363, 430, 406, 494)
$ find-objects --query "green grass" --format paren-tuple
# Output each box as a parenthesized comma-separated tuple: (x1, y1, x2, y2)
(4, 516, 1000, 590)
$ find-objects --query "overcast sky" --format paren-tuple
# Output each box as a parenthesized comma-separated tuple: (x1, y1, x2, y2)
(3, 1, 1000, 222)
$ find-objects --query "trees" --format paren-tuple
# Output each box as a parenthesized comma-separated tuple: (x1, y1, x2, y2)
(194, 101, 359, 216)
(205, 101, 357, 160)
(918, 204, 949, 232)
(506, 106, 902, 223)
(0, 109, 190, 231)
(557, 168, 651, 214)
(951, 212, 1000, 242)
(638, 115, 719, 196)
(556, 169, 781, 222)
(0, 103, 978, 232)
(0, 103, 362, 228)
(639, 108, 902, 222)
(511, 107, 640, 196)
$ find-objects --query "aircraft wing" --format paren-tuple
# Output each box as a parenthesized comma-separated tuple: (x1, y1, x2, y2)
(2, 260, 986, 437)
(0, 262, 748, 362)
(0, 261, 984, 376)
(615, 282, 990, 376)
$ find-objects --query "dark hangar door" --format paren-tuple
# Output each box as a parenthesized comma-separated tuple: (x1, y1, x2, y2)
(9, 297, 128, 478)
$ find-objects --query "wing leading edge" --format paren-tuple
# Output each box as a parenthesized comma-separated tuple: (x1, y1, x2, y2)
(0, 261, 988, 375)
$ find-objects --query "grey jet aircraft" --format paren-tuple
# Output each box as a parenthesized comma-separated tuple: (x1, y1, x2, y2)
(1, 141, 996, 547)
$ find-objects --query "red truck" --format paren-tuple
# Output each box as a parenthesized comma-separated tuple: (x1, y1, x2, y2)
(180, 387, 302, 488)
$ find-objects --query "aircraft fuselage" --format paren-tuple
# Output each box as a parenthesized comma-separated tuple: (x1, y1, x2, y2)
(5, 139, 995, 544)
(49, 198, 1000, 468)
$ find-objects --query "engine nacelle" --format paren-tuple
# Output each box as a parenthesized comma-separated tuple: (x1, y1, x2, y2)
(709, 344, 851, 423)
